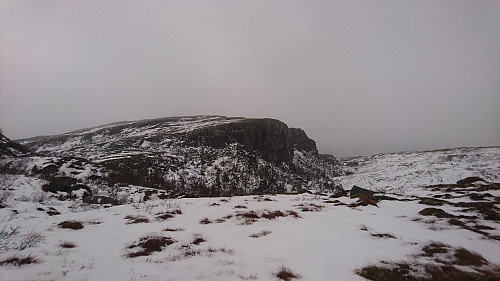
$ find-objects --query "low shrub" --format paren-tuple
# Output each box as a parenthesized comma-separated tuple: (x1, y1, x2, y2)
(60, 242, 76, 248)
(163, 227, 184, 232)
(200, 217, 212, 224)
(421, 242, 449, 256)
(192, 236, 206, 245)
(356, 263, 416, 281)
(370, 232, 396, 239)
(418, 208, 453, 218)
(127, 235, 175, 258)
(419, 198, 447, 206)
(275, 265, 301, 281)
(19, 231, 45, 250)
(0, 255, 38, 266)
(453, 248, 487, 266)
(125, 215, 149, 224)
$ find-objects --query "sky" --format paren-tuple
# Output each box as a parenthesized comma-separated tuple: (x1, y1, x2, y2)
(1, 0, 499, 157)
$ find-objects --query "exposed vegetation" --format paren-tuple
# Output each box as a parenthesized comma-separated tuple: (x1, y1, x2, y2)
(58, 220, 84, 230)
(0, 255, 39, 266)
(127, 235, 175, 258)
(275, 265, 301, 281)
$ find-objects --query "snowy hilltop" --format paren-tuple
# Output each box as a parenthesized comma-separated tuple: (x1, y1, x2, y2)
(0, 116, 499, 280)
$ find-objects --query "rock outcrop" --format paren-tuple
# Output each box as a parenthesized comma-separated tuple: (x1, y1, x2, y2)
(187, 118, 292, 163)
(289, 128, 318, 155)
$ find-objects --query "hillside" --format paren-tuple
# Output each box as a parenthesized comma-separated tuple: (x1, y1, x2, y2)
(17, 116, 342, 197)
(1, 117, 499, 280)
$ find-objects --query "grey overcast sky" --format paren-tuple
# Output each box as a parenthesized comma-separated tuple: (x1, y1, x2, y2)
(1, 0, 499, 157)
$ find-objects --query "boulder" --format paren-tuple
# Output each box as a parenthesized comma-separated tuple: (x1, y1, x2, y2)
(350, 185, 375, 197)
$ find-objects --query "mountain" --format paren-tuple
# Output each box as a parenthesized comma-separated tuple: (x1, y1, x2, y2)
(17, 116, 343, 197)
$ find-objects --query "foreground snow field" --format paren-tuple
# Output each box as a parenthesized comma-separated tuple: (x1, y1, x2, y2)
(1, 186, 499, 280)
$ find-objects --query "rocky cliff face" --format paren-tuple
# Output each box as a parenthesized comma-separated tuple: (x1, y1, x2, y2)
(16, 116, 343, 196)
(289, 128, 318, 156)
(186, 118, 292, 164)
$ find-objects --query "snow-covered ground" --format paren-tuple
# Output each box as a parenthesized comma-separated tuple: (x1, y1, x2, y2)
(1, 146, 499, 280)
(1, 188, 499, 280)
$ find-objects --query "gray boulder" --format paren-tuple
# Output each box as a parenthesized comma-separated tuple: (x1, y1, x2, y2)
(350, 185, 375, 197)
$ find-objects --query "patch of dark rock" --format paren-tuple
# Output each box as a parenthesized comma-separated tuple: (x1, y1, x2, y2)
(418, 198, 448, 206)
(419, 208, 454, 218)
(47, 210, 61, 216)
(42, 176, 77, 193)
(38, 164, 59, 175)
(350, 185, 375, 197)
(456, 177, 486, 187)
(432, 194, 455, 199)
(469, 193, 494, 201)
(58, 220, 84, 230)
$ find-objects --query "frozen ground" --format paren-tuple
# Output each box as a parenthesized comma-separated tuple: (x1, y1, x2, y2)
(1, 185, 499, 280)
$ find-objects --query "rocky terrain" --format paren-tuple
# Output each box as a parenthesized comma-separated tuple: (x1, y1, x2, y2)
(15, 116, 342, 198)
(1, 116, 499, 280)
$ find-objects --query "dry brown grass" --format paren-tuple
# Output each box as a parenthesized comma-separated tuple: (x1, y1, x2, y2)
(275, 265, 301, 281)
(125, 215, 150, 224)
(163, 227, 184, 232)
(0, 255, 39, 266)
(60, 241, 76, 248)
(127, 235, 175, 258)
(370, 232, 396, 239)
(295, 203, 325, 212)
(357, 243, 500, 281)
(200, 217, 212, 224)
(453, 248, 487, 266)
(421, 242, 449, 256)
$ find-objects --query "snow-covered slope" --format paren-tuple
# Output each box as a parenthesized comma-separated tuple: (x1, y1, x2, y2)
(338, 146, 500, 195)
